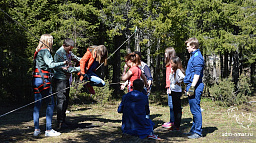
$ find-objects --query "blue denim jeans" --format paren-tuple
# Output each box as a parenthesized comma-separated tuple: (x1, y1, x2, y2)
(186, 83, 204, 136)
(168, 93, 175, 123)
(88, 72, 105, 87)
(32, 78, 54, 131)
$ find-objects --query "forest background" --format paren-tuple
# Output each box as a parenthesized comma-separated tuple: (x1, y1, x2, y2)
(0, 0, 255, 106)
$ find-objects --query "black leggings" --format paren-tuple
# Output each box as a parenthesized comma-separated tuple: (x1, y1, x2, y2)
(171, 91, 182, 128)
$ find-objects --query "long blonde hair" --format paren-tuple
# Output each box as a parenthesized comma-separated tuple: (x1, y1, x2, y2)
(89, 45, 108, 66)
(165, 47, 176, 67)
(36, 34, 53, 52)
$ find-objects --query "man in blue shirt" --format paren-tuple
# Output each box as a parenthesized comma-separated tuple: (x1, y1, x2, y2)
(183, 37, 204, 139)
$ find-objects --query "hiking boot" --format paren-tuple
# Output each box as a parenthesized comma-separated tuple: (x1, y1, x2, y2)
(33, 130, 41, 137)
(45, 129, 61, 137)
(162, 122, 174, 129)
(187, 133, 201, 139)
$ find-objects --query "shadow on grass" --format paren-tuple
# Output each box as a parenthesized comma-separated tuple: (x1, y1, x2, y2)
(58, 119, 156, 143)
(64, 127, 151, 143)
(179, 117, 218, 137)
(150, 93, 189, 110)
(55, 115, 159, 143)
(202, 127, 218, 137)
(58, 114, 122, 133)
(0, 110, 218, 143)
(70, 107, 92, 112)
(0, 105, 34, 125)
(0, 98, 219, 143)
(180, 118, 193, 131)
(0, 106, 122, 142)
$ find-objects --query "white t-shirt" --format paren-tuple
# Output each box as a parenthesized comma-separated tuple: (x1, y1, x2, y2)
(169, 69, 185, 92)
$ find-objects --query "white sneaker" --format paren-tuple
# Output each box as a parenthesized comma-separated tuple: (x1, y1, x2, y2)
(45, 129, 61, 137)
(33, 130, 41, 136)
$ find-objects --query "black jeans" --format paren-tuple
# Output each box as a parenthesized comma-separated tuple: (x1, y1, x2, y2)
(53, 78, 70, 123)
(171, 91, 182, 128)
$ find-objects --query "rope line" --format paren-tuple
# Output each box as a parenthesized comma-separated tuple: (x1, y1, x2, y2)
(0, 8, 51, 49)
(109, 82, 121, 85)
(96, 32, 135, 71)
(0, 8, 136, 118)
(0, 80, 90, 118)
(0, 84, 76, 118)
(0, 32, 134, 118)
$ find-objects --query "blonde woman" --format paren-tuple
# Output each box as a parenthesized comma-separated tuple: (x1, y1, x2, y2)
(32, 34, 67, 137)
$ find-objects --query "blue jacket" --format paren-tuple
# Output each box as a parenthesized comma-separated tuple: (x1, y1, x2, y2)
(139, 61, 153, 81)
(118, 90, 154, 139)
(184, 49, 204, 84)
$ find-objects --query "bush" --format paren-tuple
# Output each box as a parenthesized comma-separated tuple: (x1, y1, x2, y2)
(236, 72, 253, 101)
(69, 78, 113, 106)
(209, 72, 252, 106)
(69, 79, 93, 105)
(93, 79, 114, 106)
(209, 77, 236, 106)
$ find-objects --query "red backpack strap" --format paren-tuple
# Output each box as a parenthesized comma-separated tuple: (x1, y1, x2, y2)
(33, 47, 50, 91)
(33, 51, 38, 59)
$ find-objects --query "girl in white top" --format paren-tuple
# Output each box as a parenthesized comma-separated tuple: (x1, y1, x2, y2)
(169, 57, 185, 93)
(167, 56, 185, 130)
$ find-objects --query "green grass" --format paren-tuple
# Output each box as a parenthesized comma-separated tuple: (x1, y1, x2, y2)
(0, 95, 255, 142)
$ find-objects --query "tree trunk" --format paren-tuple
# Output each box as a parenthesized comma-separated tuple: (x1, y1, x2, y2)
(229, 52, 233, 76)
(239, 48, 243, 75)
(0, 46, 2, 95)
(213, 54, 217, 80)
(220, 52, 224, 78)
(251, 62, 256, 92)
(135, 27, 140, 52)
(147, 38, 151, 67)
(224, 50, 229, 78)
(98, 23, 107, 79)
(232, 51, 239, 86)
(112, 35, 123, 98)
(126, 33, 131, 54)
(153, 39, 160, 90)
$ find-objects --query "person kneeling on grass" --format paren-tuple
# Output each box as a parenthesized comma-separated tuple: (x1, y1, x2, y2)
(117, 79, 161, 140)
